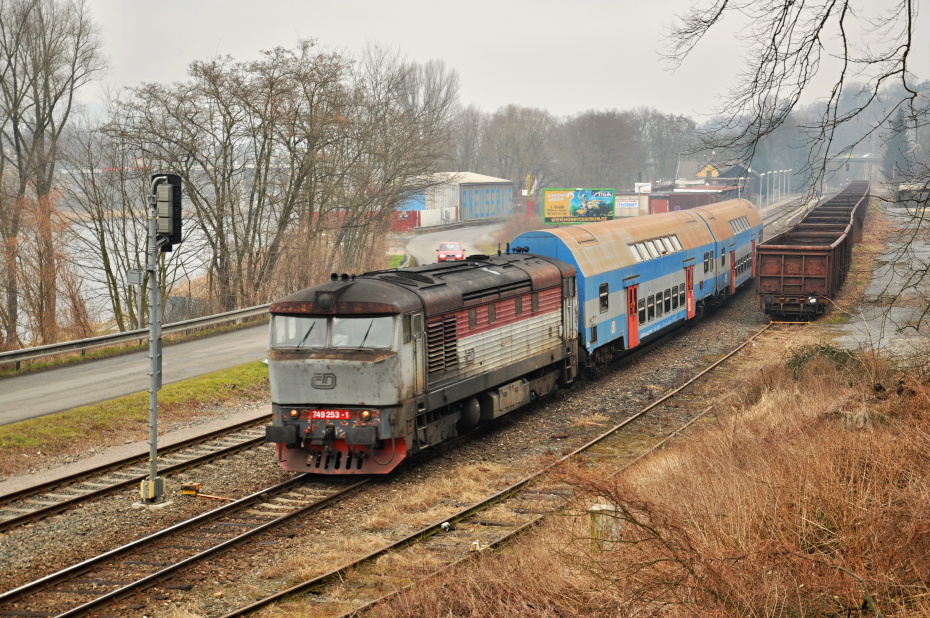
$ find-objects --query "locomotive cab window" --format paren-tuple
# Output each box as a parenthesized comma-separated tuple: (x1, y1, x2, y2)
(599, 283, 609, 313)
(331, 316, 394, 349)
(402, 313, 424, 343)
(271, 315, 327, 349)
(271, 315, 395, 350)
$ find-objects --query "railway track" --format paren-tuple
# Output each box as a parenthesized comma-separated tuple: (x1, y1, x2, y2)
(0, 297, 778, 616)
(0, 417, 269, 534)
(213, 322, 778, 617)
(0, 475, 370, 616)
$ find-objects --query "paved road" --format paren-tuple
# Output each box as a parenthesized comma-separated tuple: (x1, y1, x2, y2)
(0, 325, 268, 425)
(0, 222, 503, 426)
(404, 222, 504, 265)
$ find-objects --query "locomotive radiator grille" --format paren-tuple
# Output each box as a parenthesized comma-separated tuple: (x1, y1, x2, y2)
(427, 317, 459, 374)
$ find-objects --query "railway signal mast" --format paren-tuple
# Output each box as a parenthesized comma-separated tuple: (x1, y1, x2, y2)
(138, 174, 183, 507)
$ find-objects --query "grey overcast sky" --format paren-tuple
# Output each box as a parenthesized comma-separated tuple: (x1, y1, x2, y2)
(85, 0, 930, 120)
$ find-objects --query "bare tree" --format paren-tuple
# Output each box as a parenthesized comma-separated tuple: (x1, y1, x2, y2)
(668, 1, 930, 331)
(553, 110, 643, 190)
(628, 106, 697, 181)
(0, 0, 104, 347)
(478, 104, 557, 190)
(106, 41, 458, 311)
(445, 104, 488, 172)
(59, 106, 199, 332)
(667, 1, 922, 190)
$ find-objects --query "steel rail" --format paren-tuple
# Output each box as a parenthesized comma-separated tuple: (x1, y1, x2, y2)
(0, 416, 269, 533)
(220, 322, 777, 617)
(0, 303, 270, 367)
(0, 475, 370, 615)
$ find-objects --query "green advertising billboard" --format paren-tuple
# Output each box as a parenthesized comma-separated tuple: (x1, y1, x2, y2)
(543, 188, 615, 224)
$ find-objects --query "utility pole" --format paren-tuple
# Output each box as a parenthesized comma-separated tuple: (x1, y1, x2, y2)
(136, 173, 182, 508)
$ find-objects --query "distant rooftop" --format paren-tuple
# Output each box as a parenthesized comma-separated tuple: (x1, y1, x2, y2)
(435, 172, 513, 185)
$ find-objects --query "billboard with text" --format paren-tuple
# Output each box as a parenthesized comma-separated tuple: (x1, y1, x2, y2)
(543, 188, 615, 224)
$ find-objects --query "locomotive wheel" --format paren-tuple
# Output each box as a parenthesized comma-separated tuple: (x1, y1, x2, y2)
(457, 397, 481, 432)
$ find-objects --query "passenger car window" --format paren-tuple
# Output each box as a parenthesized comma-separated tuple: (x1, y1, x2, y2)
(599, 283, 609, 313)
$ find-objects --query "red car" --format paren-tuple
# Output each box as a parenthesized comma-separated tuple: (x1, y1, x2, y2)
(436, 242, 465, 262)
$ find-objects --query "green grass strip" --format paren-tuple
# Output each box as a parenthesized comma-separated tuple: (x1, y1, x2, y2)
(0, 360, 269, 453)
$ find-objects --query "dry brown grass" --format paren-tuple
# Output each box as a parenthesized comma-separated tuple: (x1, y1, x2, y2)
(362, 462, 522, 531)
(370, 345, 930, 617)
(257, 532, 391, 581)
(571, 413, 610, 427)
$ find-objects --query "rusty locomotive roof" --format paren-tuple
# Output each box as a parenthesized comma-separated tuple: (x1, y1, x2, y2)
(270, 253, 574, 318)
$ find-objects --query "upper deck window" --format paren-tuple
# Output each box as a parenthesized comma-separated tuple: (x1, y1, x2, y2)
(630, 234, 682, 260)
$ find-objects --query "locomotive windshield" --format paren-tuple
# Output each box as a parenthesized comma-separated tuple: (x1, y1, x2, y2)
(270, 315, 395, 350)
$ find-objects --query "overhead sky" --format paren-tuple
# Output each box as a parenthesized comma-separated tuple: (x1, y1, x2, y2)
(85, 0, 930, 120)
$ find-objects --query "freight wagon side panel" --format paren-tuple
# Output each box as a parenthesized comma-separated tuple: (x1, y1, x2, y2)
(757, 250, 831, 297)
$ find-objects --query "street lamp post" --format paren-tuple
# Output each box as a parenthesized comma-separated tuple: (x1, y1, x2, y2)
(767, 171, 772, 208)
(765, 171, 778, 206)
(759, 173, 765, 206)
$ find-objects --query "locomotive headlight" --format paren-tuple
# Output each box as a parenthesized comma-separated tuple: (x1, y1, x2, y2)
(288, 409, 300, 418)
(808, 296, 818, 305)
(359, 409, 372, 420)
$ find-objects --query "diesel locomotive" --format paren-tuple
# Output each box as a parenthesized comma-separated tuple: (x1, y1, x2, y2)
(265, 198, 764, 474)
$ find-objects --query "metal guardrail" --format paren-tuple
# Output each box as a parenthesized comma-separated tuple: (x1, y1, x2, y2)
(0, 304, 270, 368)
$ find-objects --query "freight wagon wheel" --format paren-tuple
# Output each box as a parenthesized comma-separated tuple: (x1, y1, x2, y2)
(457, 397, 481, 432)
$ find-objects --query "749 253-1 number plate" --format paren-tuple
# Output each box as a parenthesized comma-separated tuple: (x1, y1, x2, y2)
(310, 409, 352, 420)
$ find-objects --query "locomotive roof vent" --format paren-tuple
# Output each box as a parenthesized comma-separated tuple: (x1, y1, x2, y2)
(395, 271, 434, 284)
